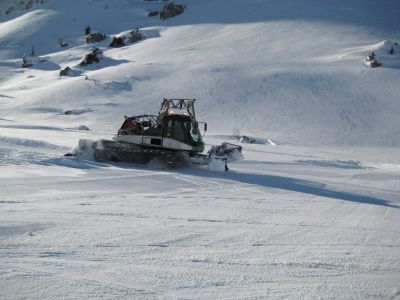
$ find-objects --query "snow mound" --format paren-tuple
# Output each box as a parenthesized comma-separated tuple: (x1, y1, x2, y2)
(364, 40, 400, 68)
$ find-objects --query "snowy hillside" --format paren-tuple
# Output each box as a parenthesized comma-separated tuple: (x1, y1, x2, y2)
(0, 0, 399, 145)
(1, 1, 400, 299)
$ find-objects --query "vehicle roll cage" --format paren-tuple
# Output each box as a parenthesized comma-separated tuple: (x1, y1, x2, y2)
(158, 98, 197, 121)
(118, 98, 207, 136)
(124, 115, 157, 128)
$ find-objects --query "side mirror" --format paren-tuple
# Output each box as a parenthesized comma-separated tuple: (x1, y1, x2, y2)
(204, 123, 207, 132)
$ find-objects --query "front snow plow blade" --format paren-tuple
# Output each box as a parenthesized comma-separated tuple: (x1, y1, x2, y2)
(70, 139, 243, 171)
(188, 142, 244, 171)
(207, 142, 243, 171)
(209, 142, 243, 162)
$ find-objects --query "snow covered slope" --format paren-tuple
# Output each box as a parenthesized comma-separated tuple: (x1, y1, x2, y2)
(0, 0, 399, 145)
(1, 1, 400, 299)
(1, 139, 400, 299)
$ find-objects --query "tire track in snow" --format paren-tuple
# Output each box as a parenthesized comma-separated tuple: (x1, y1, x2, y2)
(0, 264, 157, 298)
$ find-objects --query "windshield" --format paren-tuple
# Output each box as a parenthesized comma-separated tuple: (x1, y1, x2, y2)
(183, 120, 203, 144)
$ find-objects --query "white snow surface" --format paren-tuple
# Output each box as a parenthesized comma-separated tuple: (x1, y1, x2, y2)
(1, 0, 400, 299)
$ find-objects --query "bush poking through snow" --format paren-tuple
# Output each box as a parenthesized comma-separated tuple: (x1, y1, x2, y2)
(58, 38, 68, 48)
(128, 30, 144, 43)
(21, 55, 33, 68)
(21, 53, 45, 68)
(59, 66, 71, 76)
(85, 32, 106, 44)
(109, 37, 124, 47)
(364, 40, 400, 68)
(389, 42, 400, 55)
(79, 48, 103, 66)
(109, 30, 144, 48)
(367, 52, 376, 60)
(148, 10, 159, 17)
(160, 2, 185, 20)
(369, 60, 381, 68)
(365, 52, 381, 68)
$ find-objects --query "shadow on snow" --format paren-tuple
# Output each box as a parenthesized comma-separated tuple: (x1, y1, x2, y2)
(188, 169, 398, 208)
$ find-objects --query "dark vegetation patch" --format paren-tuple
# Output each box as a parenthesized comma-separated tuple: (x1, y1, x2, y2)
(79, 48, 103, 66)
(160, 2, 185, 20)
(109, 30, 144, 48)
